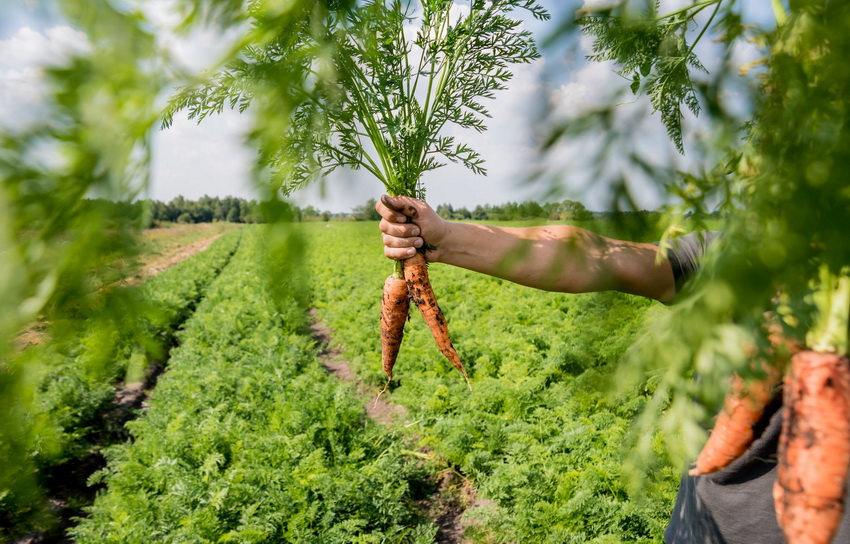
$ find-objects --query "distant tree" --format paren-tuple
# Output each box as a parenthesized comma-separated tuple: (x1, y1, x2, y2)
(557, 200, 591, 221)
(517, 200, 545, 219)
(352, 198, 381, 221)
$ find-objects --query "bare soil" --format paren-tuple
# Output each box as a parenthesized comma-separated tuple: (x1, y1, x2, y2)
(308, 309, 408, 425)
(12, 232, 226, 353)
(308, 309, 490, 543)
(123, 233, 224, 286)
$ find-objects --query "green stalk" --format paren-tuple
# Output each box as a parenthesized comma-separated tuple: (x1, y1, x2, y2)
(683, 0, 722, 63)
(770, 0, 788, 27)
(337, 51, 399, 187)
(656, 0, 719, 23)
(387, 185, 406, 279)
(418, 6, 461, 173)
(316, 141, 385, 182)
(421, 6, 450, 133)
(807, 266, 850, 356)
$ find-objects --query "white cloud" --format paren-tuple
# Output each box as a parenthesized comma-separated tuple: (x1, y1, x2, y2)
(140, 0, 246, 73)
(0, 25, 89, 128)
(549, 59, 621, 120)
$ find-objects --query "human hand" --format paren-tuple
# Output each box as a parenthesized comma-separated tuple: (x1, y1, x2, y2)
(375, 195, 449, 261)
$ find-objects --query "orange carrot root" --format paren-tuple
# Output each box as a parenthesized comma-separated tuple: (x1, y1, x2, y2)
(774, 351, 850, 544)
(404, 253, 472, 391)
(689, 366, 781, 476)
(377, 274, 410, 398)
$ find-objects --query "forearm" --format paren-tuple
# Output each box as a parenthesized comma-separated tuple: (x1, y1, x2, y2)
(375, 195, 675, 301)
(434, 222, 675, 300)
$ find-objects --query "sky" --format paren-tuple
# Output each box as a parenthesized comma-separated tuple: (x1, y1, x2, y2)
(1, 1, 773, 213)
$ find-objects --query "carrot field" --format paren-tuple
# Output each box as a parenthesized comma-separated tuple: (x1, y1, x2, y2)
(4, 220, 683, 543)
(304, 220, 679, 542)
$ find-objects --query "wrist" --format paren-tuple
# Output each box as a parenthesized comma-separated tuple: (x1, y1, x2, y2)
(426, 219, 458, 264)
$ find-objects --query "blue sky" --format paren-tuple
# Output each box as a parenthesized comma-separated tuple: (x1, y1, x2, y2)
(2, 1, 773, 212)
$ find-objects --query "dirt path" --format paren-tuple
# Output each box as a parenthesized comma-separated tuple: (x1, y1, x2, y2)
(13, 233, 225, 352)
(123, 233, 224, 287)
(10, 233, 233, 543)
(308, 310, 492, 543)
(308, 310, 408, 425)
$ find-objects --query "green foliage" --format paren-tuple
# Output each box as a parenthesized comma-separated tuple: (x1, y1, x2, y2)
(304, 221, 678, 542)
(169, 0, 548, 198)
(0, 0, 180, 528)
(351, 198, 383, 221)
(567, 0, 850, 465)
(146, 196, 263, 225)
(73, 228, 434, 543)
(2, 0, 338, 529)
(578, 0, 719, 153)
(0, 231, 241, 538)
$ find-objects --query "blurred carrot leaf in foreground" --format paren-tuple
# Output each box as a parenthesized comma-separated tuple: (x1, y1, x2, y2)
(567, 0, 850, 467)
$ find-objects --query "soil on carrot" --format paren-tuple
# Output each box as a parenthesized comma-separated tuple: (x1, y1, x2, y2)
(308, 310, 491, 542)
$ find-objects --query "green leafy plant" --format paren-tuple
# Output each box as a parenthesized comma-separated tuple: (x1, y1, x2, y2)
(304, 220, 678, 542)
(578, 0, 719, 153)
(169, 0, 548, 200)
(281, 0, 548, 199)
(567, 1, 850, 480)
(73, 228, 436, 543)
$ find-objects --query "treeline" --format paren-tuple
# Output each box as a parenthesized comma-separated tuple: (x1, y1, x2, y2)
(435, 199, 593, 221)
(300, 198, 598, 222)
(84, 196, 681, 226)
(146, 196, 263, 224)
(77, 197, 264, 226)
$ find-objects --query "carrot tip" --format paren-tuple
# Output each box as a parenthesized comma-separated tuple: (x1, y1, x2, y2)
(462, 373, 472, 392)
(374, 377, 392, 407)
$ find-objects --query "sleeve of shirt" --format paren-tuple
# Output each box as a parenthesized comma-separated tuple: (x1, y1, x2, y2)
(656, 231, 721, 294)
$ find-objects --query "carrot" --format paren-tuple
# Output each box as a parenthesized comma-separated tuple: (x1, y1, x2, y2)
(404, 252, 472, 391)
(689, 367, 780, 476)
(774, 351, 850, 544)
(378, 274, 410, 396)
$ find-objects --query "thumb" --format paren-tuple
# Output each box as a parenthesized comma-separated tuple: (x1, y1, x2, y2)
(380, 194, 425, 220)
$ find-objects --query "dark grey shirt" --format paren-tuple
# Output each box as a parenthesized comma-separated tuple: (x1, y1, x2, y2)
(661, 232, 850, 543)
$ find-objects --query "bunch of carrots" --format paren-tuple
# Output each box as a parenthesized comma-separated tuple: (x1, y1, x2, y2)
(380, 248, 471, 396)
(689, 326, 850, 543)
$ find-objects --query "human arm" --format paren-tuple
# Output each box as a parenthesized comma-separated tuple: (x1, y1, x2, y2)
(375, 195, 677, 303)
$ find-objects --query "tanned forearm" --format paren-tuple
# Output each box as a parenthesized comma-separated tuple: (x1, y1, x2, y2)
(434, 222, 676, 302)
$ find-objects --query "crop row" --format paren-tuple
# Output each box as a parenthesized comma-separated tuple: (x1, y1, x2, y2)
(304, 221, 680, 543)
(1, 230, 242, 538)
(73, 226, 436, 543)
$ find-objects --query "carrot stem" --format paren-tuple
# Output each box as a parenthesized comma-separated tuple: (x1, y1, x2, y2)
(807, 266, 850, 356)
